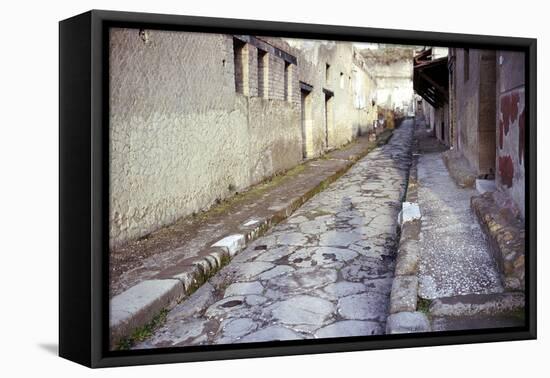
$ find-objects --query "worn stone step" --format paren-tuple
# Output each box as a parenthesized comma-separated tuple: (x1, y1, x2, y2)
(429, 292, 525, 317)
(431, 313, 525, 332)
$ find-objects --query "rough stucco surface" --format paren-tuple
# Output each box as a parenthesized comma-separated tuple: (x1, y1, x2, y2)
(109, 29, 301, 247)
(496, 51, 525, 217)
(362, 55, 414, 115)
(478, 51, 497, 175)
(452, 48, 497, 177)
(456, 49, 481, 173)
(287, 39, 379, 157)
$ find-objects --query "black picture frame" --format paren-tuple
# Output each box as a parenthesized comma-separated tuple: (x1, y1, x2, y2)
(59, 9, 537, 368)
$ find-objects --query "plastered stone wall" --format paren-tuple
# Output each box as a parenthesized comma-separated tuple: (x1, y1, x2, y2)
(360, 48, 415, 114)
(352, 61, 379, 136)
(478, 51, 497, 175)
(455, 48, 480, 172)
(287, 39, 379, 158)
(453, 48, 496, 176)
(496, 51, 525, 218)
(319, 42, 357, 148)
(109, 29, 301, 247)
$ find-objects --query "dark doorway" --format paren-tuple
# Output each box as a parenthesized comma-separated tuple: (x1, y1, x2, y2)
(300, 87, 312, 159)
(258, 49, 268, 98)
(324, 92, 334, 149)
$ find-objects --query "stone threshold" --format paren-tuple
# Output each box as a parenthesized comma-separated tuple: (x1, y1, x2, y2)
(110, 129, 395, 349)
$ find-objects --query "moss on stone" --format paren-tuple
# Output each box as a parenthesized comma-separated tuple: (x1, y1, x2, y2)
(417, 297, 432, 314)
(116, 309, 169, 350)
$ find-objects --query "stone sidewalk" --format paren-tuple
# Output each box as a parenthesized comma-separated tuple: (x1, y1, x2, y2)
(131, 119, 414, 349)
(417, 151, 503, 300)
(388, 123, 524, 333)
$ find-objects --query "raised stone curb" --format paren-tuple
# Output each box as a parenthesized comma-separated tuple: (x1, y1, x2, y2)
(110, 129, 396, 348)
(386, 311, 431, 334)
(394, 238, 420, 276)
(471, 191, 525, 291)
(387, 121, 429, 334)
(212, 234, 246, 256)
(390, 275, 418, 313)
(429, 292, 525, 317)
(110, 279, 184, 347)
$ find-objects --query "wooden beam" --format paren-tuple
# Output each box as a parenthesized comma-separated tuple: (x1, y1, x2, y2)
(413, 56, 447, 69)
(418, 71, 449, 102)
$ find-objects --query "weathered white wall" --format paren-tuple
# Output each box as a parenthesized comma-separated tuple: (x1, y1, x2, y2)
(352, 54, 379, 136)
(359, 47, 415, 114)
(432, 47, 449, 59)
(286, 39, 378, 157)
(109, 29, 301, 247)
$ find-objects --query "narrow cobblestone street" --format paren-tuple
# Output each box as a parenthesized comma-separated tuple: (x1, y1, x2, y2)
(134, 120, 414, 348)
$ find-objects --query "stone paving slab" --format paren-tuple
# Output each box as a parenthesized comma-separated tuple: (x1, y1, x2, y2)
(131, 120, 414, 349)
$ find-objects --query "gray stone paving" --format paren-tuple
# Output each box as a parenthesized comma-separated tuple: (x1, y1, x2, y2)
(417, 152, 503, 300)
(133, 120, 414, 349)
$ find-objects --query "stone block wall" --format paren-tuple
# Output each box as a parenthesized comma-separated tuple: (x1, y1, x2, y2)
(452, 48, 497, 177)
